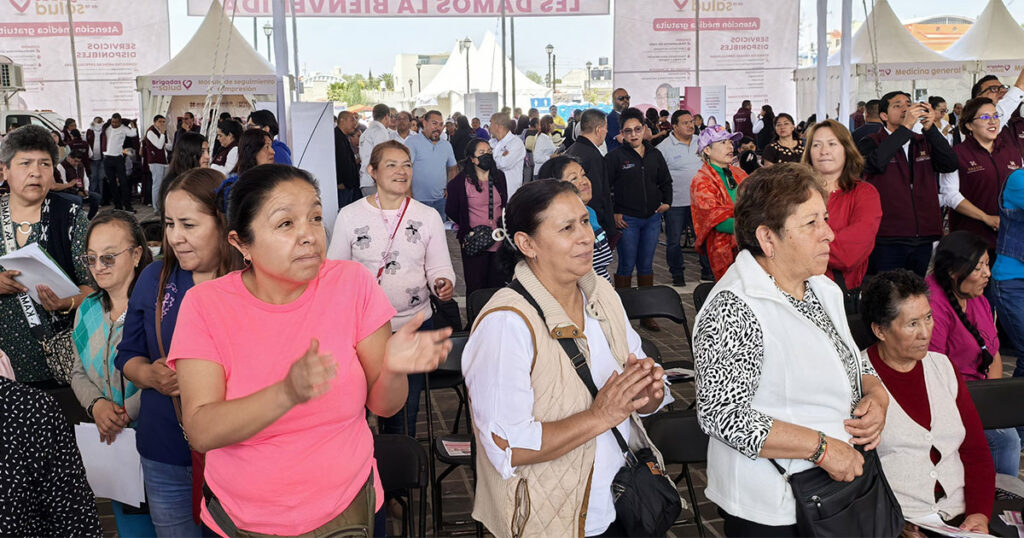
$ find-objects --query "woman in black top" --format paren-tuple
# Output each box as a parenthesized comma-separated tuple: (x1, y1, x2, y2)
(450, 115, 475, 162)
(754, 105, 776, 152)
(605, 108, 672, 330)
(762, 113, 804, 165)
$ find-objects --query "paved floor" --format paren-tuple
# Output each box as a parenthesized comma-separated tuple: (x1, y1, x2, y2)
(95, 202, 1019, 537)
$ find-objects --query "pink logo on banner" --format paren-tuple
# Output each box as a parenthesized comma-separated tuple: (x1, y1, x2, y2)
(182, 80, 192, 90)
(673, 0, 689, 8)
(9, 0, 31, 13)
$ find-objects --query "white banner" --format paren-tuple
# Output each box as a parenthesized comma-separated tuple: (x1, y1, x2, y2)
(147, 75, 278, 96)
(188, 0, 608, 17)
(861, 62, 965, 82)
(613, 0, 798, 116)
(981, 61, 1024, 77)
(0, 0, 170, 120)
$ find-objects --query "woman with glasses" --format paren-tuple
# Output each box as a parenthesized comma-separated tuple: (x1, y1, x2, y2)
(971, 69, 1024, 135)
(605, 108, 672, 330)
(939, 97, 1024, 250)
(691, 125, 748, 281)
(70, 210, 154, 534)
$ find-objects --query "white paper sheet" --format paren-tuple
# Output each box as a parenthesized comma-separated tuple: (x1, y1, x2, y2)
(0, 242, 80, 303)
(74, 424, 146, 507)
(909, 514, 992, 538)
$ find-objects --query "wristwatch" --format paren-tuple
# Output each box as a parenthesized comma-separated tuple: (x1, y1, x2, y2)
(86, 397, 106, 419)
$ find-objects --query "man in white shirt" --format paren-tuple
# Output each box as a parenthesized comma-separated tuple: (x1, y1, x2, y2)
(489, 112, 526, 195)
(358, 103, 394, 196)
(143, 115, 170, 211)
(656, 110, 703, 286)
(391, 111, 414, 145)
(102, 113, 138, 212)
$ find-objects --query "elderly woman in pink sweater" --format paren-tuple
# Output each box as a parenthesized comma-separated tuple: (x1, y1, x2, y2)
(328, 140, 456, 436)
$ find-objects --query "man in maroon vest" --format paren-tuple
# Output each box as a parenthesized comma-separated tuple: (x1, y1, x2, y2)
(143, 115, 170, 211)
(856, 90, 959, 276)
(732, 100, 753, 138)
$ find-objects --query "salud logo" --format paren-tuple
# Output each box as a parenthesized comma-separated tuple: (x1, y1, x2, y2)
(9, 0, 31, 13)
(182, 80, 193, 90)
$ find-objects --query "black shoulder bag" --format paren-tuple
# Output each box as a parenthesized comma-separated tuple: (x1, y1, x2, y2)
(460, 181, 497, 257)
(509, 280, 681, 537)
(769, 363, 903, 537)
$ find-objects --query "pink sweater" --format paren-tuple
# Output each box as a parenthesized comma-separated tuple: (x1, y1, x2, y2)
(328, 197, 456, 330)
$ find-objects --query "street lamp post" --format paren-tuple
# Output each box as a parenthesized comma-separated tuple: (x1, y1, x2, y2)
(263, 22, 272, 62)
(551, 54, 556, 97)
(416, 59, 423, 92)
(585, 61, 592, 94)
(545, 44, 554, 97)
(408, 79, 413, 97)
(459, 38, 471, 96)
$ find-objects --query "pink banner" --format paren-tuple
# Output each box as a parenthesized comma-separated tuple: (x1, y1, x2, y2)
(188, 0, 608, 17)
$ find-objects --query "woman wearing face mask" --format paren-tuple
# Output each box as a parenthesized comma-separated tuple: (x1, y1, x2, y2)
(939, 97, 1024, 250)
(116, 168, 239, 537)
(328, 141, 456, 437)
(446, 139, 510, 297)
(210, 120, 242, 176)
(691, 124, 748, 281)
(762, 113, 803, 165)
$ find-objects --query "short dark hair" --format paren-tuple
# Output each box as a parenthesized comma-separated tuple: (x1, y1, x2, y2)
(0, 124, 59, 166)
(153, 114, 166, 123)
(741, 100, 751, 108)
(860, 269, 930, 330)
(536, 154, 582, 181)
(671, 109, 692, 125)
(183, 111, 195, 120)
(498, 179, 579, 274)
(734, 163, 826, 257)
(68, 150, 87, 161)
(111, 113, 122, 120)
(85, 210, 154, 312)
(927, 96, 946, 109)
(247, 109, 280, 137)
(423, 110, 443, 123)
(864, 99, 880, 118)
(372, 103, 391, 121)
(856, 101, 866, 107)
(619, 107, 644, 128)
(229, 164, 320, 246)
(879, 91, 910, 116)
(971, 75, 1000, 99)
(739, 136, 755, 146)
(579, 108, 607, 133)
(960, 97, 995, 136)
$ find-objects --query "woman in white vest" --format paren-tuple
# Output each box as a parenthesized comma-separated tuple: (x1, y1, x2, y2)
(860, 269, 994, 535)
(693, 163, 890, 536)
(462, 179, 672, 537)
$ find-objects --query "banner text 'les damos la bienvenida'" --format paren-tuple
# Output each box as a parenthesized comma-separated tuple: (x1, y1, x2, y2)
(187, 0, 609, 16)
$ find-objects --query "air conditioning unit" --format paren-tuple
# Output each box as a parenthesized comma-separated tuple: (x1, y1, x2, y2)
(0, 56, 25, 92)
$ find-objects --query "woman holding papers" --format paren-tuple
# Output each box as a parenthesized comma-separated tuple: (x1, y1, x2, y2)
(0, 125, 94, 385)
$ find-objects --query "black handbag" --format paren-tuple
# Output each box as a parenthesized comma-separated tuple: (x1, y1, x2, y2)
(460, 182, 496, 257)
(834, 270, 861, 315)
(771, 447, 904, 537)
(509, 280, 682, 537)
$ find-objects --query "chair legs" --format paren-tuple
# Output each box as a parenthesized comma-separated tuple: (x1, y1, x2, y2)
(681, 464, 705, 538)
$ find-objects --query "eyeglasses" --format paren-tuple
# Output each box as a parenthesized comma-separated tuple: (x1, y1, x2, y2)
(79, 247, 134, 268)
(616, 95, 631, 101)
(981, 84, 1010, 95)
(974, 113, 1002, 122)
(622, 127, 645, 136)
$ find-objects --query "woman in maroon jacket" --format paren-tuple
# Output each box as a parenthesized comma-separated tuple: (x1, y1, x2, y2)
(940, 97, 1024, 250)
(445, 138, 510, 297)
(802, 119, 882, 291)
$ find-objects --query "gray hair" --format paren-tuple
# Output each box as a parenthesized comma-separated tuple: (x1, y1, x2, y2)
(0, 125, 59, 167)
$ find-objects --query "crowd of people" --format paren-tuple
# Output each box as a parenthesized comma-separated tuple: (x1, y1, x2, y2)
(2, 65, 1024, 538)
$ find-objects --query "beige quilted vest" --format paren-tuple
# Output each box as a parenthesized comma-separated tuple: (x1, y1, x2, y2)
(469, 262, 667, 538)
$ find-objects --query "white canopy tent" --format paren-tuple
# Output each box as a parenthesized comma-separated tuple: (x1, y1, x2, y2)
(795, 0, 971, 120)
(942, 0, 1024, 80)
(414, 32, 549, 116)
(136, 0, 281, 136)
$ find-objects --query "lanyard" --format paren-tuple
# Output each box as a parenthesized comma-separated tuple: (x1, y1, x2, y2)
(373, 194, 411, 282)
(0, 195, 52, 335)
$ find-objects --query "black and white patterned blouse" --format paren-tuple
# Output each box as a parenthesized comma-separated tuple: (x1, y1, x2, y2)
(694, 286, 876, 460)
(0, 377, 102, 537)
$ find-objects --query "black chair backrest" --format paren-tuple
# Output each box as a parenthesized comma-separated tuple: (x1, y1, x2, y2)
(617, 286, 686, 323)
(642, 409, 709, 464)
(374, 433, 428, 491)
(966, 377, 1024, 430)
(436, 332, 469, 373)
(640, 337, 662, 362)
(693, 282, 714, 314)
(847, 314, 877, 351)
(465, 287, 502, 329)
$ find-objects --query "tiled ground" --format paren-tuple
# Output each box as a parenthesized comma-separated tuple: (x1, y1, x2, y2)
(96, 204, 1019, 537)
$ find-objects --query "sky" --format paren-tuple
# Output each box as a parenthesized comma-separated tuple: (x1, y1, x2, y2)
(166, 0, 1024, 79)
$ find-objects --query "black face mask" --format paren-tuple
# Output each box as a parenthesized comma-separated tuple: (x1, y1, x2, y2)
(476, 153, 496, 170)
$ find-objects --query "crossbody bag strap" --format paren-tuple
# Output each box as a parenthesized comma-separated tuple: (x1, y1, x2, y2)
(487, 178, 494, 222)
(507, 280, 635, 462)
(0, 195, 48, 339)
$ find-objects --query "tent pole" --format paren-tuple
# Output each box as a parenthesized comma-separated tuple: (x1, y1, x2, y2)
(694, 0, 700, 87)
(839, 0, 852, 125)
(67, 0, 82, 127)
(272, 0, 289, 144)
(501, 1, 507, 109)
(511, 17, 516, 111)
(291, 0, 301, 102)
(815, 0, 827, 121)
(253, 18, 258, 52)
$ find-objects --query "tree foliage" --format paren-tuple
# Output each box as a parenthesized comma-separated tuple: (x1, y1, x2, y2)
(525, 70, 542, 85)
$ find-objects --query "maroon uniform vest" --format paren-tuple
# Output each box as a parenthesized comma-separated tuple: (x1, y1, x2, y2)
(865, 129, 944, 239)
(950, 131, 1024, 248)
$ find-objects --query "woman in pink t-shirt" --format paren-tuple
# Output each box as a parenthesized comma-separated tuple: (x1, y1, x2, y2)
(167, 164, 452, 536)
